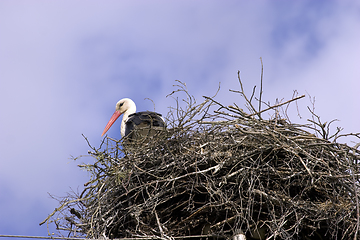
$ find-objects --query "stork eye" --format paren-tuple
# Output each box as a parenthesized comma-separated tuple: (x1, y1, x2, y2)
(120, 102, 124, 107)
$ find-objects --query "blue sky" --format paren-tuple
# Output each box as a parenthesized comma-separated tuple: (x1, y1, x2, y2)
(0, 0, 359, 238)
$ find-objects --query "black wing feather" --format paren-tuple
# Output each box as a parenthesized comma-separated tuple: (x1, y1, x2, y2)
(124, 111, 166, 139)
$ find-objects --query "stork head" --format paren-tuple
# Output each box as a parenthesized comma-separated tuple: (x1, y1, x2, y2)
(115, 98, 136, 113)
(101, 98, 136, 137)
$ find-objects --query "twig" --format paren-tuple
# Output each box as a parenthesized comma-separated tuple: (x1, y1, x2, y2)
(39, 198, 88, 226)
(234, 70, 260, 118)
(154, 211, 164, 238)
(247, 95, 305, 117)
(259, 57, 264, 117)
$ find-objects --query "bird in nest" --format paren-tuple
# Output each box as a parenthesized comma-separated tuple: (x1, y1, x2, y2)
(101, 98, 166, 142)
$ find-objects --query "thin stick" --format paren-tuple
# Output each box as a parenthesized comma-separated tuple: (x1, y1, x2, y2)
(154, 211, 164, 238)
(248, 95, 305, 117)
(39, 198, 88, 226)
(236, 71, 260, 118)
(259, 57, 264, 117)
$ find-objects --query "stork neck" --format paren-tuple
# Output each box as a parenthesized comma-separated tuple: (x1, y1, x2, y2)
(120, 104, 136, 137)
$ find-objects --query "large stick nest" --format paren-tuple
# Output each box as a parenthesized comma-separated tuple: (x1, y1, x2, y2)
(42, 77, 360, 240)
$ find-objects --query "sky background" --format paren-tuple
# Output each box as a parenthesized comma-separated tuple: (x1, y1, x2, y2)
(0, 0, 359, 238)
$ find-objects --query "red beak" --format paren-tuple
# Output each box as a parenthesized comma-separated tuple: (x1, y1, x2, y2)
(101, 110, 122, 137)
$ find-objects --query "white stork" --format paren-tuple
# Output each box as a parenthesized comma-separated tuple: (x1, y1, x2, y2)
(101, 98, 166, 141)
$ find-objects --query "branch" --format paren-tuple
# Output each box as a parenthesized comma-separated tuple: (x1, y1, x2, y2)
(247, 95, 305, 117)
(259, 57, 264, 117)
